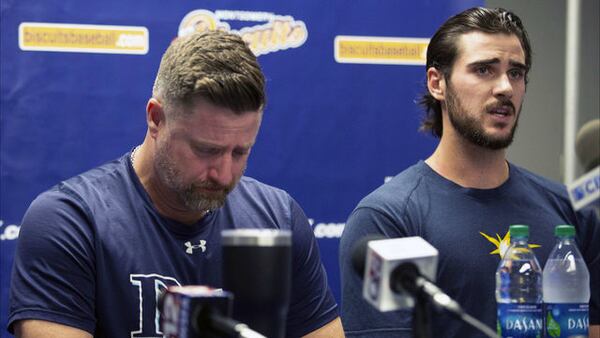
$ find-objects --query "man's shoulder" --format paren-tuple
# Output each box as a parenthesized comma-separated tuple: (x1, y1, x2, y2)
(237, 176, 287, 192)
(229, 176, 293, 207)
(509, 163, 568, 198)
(64, 154, 129, 186)
(357, 161, 429, 210)
(34, 154, 131, 208)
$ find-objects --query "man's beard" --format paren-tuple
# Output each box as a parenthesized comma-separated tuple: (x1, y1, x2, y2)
(445, 83, 521, 150)
(155, 143, 240, 212)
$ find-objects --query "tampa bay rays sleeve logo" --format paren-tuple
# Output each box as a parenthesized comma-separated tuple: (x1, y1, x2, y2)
(480, 229, 540, 258)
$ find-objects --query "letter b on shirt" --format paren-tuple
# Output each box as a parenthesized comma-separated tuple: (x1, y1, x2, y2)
(130, 274, 181, 337)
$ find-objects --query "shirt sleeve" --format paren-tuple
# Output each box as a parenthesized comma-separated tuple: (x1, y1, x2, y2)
(7, 186, 96, 334)
(339, 206, 413, 337)
(285, 197, 339, 337)
(577, 206, 600, 324)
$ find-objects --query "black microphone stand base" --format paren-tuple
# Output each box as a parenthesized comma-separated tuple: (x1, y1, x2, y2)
(412, 293, 432, 338)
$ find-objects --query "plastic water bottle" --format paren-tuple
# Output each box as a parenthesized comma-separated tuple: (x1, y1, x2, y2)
(496, 224, 543, 337)
(543, 225, 590, 338)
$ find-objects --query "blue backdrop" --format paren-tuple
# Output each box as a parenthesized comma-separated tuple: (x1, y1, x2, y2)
(0, 1, 481, 335)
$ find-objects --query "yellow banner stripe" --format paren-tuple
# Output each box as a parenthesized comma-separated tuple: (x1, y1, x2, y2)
(19, 22, 149, 55)
(335, 36, 429, 65)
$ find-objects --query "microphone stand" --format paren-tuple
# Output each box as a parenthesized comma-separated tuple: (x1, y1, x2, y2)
(207, 313, 267, 338)
(412, 292, 432, 338)
(394, 263, 499, 338)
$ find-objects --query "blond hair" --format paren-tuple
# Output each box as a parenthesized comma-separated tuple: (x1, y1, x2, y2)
(153, 30, 266, 116)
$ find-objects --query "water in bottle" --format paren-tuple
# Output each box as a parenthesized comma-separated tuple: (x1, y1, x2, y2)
(543, 225, 590, 338)
(496, 224, 543, 338)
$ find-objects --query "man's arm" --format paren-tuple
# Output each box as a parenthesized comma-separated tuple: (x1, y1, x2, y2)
(302, 317, 344, 338)
(15, 320, 92, 338)
(591, 324, 599, 338)
(284, 199, 341, 336)
(8, 191, 97, 334)
(339, 206, 413, 336)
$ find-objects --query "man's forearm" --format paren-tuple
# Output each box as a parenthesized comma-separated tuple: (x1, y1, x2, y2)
(302, 317, 345, 338)
(590, 324, 599, 338)
(15, 320, 92, 338)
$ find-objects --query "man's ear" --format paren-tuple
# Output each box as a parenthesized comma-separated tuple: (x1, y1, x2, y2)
(146, 98, 166, 139)
(427, 67, 446, 101)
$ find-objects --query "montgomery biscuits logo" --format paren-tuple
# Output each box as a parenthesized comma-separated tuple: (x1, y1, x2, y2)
(178, 9, 307, 56)
(334, 35, 429, 65)
(19, 22, 149, 54)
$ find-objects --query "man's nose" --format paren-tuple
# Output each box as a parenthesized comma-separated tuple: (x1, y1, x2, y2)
(208, 154, 233, 186)
(493, 73, 514, 98)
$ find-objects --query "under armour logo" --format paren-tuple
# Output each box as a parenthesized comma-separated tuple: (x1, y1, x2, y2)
(184, 240, 207, 254)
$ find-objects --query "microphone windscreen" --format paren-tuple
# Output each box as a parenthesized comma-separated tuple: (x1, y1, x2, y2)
(575, 119, 600, 171)
(351, 235, 385, 277)
(356, 236, 439, 312)
(159, 285, 233, 337)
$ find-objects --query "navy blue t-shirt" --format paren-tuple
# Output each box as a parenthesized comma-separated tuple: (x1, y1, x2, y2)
(8, 152, 338, 337)
(339, 161, 599, 338)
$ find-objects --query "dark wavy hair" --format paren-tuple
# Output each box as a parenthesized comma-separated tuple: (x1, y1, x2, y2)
(419, 7, 532, 137)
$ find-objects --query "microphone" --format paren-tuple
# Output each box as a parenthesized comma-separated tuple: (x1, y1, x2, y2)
(159, 285, 266, 338)
(352, 236, 499, 338)
(575, 119, 599, 172)
(351, 235, 456, 313)
(221, 229, 292, 338)
(390, 262, 463, 316)
(568, 119, 599, 215)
